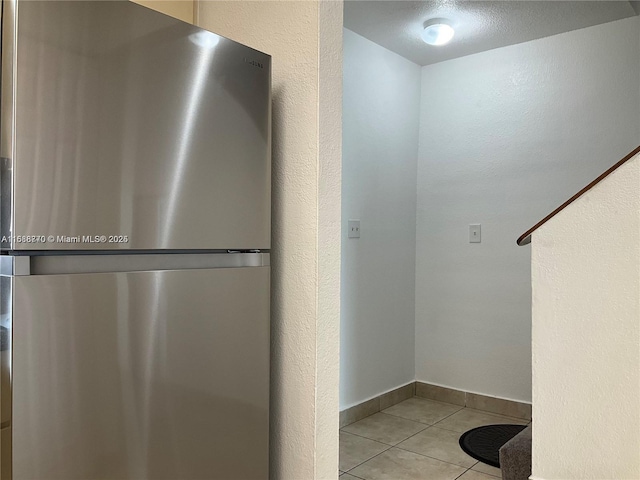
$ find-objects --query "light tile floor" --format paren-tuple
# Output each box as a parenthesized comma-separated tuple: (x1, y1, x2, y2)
(339, 396, 529, 480)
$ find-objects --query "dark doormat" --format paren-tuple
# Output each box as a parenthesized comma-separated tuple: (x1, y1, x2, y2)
(459, 424, 527, 468)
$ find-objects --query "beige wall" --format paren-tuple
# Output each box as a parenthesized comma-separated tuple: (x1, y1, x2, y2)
(531, 153, 640, 479)
(131, 0, 194, 24)
(196, 2, 342, 479)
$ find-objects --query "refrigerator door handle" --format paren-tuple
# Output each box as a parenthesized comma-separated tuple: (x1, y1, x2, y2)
(22, 252, 269, 276)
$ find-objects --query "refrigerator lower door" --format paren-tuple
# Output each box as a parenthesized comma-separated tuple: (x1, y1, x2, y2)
(11, 266, 269, 480)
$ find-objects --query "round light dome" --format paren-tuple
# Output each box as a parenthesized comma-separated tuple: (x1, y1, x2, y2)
(421, 22, 455, 46)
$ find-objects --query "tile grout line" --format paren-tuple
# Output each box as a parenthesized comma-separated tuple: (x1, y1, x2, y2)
(388, 407, 482, 471)
(377, 406, 463, 426)
(462, 407, 530, 423)
(343, 408, 479, 474)
(342, 405, 479, 468)
(344, 419, 432, 449)
(341, 384, 416, 429)
(343, 443, 394, 475)
(342, 399, 510, 478)
(469, 459, 503, 478)
(345, 386, 523, 430)
(427, 405, 469, 430)
(407, 394, 467, 409)
(340, 429, 396, 447)
(342, 411, 432, 445)
(457, 460, 506, 480)
(347, 444, 474, 480)
(342, 413, 434, 474)
(470, 465, 502, 478)
(341, 411, 460, 449)
(431, 406, 528, 432)
(391, 409, 460, 444)
(343, 470, 371, 480)
(454, 466, 472, 480)
(392, 444, 477, 471)
(417, 382, 532, 419)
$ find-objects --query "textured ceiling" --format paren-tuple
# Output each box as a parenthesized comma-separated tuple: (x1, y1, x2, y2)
(344, 1, 638, 66)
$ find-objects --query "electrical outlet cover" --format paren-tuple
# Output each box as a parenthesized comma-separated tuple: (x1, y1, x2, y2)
(348, 220, 361, 239)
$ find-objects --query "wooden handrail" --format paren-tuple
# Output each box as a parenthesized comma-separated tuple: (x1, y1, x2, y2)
(517, 145, 640, 246)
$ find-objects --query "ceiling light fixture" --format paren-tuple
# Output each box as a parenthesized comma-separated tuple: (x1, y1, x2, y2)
(421, 19, 455, 46)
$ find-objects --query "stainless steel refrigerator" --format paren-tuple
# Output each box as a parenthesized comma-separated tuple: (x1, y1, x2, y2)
(0, 1, 271, 478)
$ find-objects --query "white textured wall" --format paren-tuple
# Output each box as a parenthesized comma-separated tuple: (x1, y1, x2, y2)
(415, 17, 640, 403)
(341, 29, 420, 409)
(196, 2, 342, 479)
(531, 153, 640, 480)
(131, 0, 194, 23)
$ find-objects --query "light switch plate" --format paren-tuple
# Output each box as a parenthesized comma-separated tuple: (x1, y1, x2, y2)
(348, 220, 361, 239)
(469, 224, 481, 243)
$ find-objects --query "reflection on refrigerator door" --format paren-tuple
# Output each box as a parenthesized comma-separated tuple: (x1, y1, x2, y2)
(13, 267, 270, 480)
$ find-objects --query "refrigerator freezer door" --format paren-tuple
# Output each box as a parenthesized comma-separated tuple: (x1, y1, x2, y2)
(2, 1, 271, 251)
(11, 267, 270, 479)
